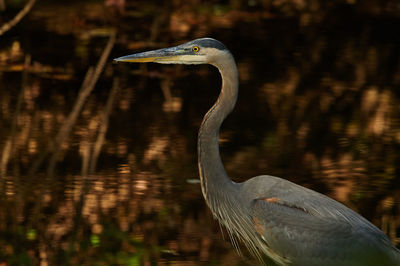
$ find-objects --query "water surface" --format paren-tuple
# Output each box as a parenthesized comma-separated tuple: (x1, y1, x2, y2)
(1, 1, 400, 265)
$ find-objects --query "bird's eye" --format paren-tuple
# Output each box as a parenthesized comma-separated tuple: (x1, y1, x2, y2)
(192, 46, 200, 52)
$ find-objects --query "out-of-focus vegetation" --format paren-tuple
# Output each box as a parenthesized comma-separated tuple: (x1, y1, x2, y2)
(1, 0, 400, 265)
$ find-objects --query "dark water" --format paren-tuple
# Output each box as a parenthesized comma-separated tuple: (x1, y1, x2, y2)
(1, 1, 400, 265)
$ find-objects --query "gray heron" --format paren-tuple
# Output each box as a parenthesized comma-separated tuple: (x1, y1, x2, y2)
(115, 38, 400, 265)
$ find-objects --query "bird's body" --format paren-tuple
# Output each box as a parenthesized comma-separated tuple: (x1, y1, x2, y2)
(227, 175, 399, 265)
(115, 38, 400, 265)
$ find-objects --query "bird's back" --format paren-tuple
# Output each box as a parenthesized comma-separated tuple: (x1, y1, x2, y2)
(236, 175, 400, 265)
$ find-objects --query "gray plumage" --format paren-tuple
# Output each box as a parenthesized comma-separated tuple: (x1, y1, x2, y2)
(115, 38, 400, 266)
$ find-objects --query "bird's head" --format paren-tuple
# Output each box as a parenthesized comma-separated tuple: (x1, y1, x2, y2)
(114, 38, 229, 65)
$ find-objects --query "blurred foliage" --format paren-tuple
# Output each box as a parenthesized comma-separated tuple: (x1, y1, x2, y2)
(0, 0, 400, 265)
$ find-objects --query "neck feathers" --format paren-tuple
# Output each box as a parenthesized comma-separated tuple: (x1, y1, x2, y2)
(197, 51, 238, 206)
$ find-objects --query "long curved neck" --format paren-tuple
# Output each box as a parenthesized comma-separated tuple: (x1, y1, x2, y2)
(198, 52, 239, 206)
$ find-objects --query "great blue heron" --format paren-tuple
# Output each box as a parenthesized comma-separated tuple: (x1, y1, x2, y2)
(115, 38, 400, 265)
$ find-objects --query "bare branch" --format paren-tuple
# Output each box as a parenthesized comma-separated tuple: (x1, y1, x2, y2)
(0, 0, 36, 36)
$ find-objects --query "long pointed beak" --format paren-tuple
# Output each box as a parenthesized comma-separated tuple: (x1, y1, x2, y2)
(114, 46, 186, 63)
(114, 45, 206, 65)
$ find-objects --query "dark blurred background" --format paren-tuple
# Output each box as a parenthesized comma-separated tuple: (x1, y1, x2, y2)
(1, 0, 400, 265)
